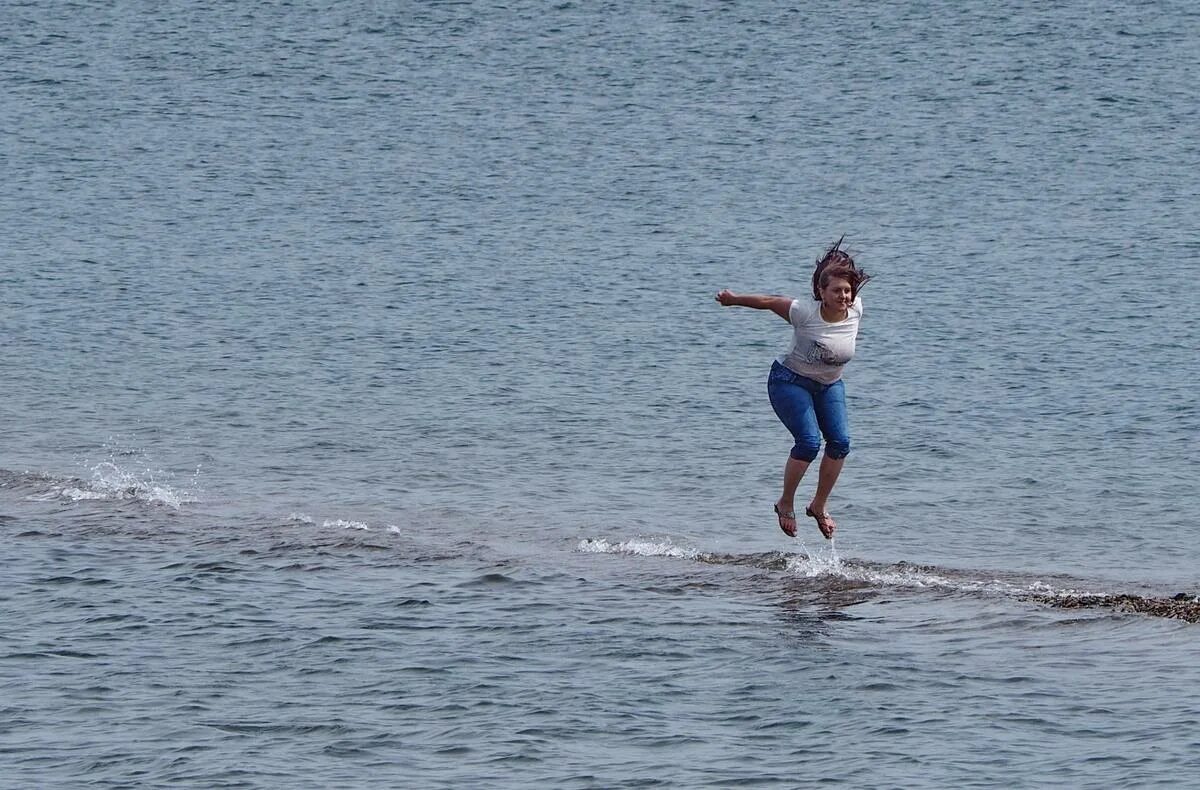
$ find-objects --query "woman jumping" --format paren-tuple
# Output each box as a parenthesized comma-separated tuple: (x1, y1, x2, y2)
(715, 238, 872, 540)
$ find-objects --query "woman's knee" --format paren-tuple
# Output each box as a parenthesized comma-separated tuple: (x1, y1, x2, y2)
(824, 438, 851, 459)
(790, 440, 821, 462)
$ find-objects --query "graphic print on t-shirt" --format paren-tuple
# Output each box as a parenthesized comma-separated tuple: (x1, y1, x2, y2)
(804, 340, 843, 366)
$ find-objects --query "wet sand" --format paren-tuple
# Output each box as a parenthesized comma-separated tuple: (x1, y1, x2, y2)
(1035, 592, 1200, 623)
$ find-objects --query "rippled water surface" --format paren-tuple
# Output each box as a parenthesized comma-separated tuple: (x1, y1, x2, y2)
(4, 0, 1199, 786)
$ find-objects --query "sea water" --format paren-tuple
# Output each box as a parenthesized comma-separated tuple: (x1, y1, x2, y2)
(3, 0, 1199, 786)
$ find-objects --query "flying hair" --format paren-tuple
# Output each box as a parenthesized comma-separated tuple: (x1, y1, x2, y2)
(811, 235, 872, 301)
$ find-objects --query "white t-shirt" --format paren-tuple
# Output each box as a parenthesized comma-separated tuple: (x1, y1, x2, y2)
(777, 296, 863, 385)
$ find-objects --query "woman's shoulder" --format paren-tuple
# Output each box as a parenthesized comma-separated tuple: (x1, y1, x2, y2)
(794, 297, 822, 314)
(788, 297, 820, 323)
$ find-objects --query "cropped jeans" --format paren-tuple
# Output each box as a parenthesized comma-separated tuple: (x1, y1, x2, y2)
(767, 360, 851, 462)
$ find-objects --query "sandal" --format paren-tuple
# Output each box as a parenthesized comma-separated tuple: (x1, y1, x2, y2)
(773, 504, 797, 538)
(805, 507, 836, 540)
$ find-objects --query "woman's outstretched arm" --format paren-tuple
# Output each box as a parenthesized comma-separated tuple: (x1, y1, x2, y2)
(714, 290, 793, 322)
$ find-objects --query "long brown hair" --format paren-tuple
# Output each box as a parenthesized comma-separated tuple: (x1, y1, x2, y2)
(811, 236, 872, 301)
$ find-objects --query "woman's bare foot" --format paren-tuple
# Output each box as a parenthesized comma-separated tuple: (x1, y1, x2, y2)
(805, 506, 836, 540)
(773, 503, 797, 537)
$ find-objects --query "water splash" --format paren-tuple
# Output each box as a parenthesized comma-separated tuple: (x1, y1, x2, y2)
(786, 538, 843, 577)
(46, 459, 197, 508)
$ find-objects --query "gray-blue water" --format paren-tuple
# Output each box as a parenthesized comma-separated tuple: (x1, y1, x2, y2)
(3, 1, 1199, 786)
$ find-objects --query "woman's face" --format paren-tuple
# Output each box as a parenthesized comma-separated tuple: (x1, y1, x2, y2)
(820, 276, 853, 313)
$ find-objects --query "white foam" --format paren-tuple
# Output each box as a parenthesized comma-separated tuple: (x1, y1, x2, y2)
(1023, 580, 1109, 600)
(577, 537, 699, 560)
(784, 556, 1111, 600)
(58, 487, 109, 501)
(287, 512, 316, 524)
(784, 551, 1001, 592)
(324, 519, 370, 531)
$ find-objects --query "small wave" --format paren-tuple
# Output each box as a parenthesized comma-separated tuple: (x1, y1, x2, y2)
(785, 554, 1002, 593)
(577, 537, 699, 560)
(57, 487, 110, 501)
(324, 519, 371, 531)
(288, 514, 376, 532)
(579, 537, 1200, 623)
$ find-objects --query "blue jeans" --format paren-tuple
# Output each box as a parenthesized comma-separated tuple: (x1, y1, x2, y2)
(767, 361, 851, 462)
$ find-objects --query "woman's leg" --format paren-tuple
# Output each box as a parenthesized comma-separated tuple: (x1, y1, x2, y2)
(780, 455, 811, 516)
(808, 380, 850, 528)
(809, 455, 845, 518)
(767, 367, 821, 535)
